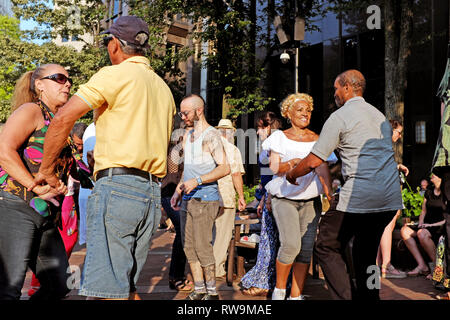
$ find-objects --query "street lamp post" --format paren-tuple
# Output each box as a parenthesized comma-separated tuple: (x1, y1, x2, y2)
(295, 47, 299, 93)
(273, 5, 304, 94)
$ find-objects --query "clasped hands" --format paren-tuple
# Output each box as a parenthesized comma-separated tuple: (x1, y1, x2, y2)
(285, 159, 333, 202)
(28, 170, 68, 206)
(170, 178, 247, 212)
(285, 158, 301, 185)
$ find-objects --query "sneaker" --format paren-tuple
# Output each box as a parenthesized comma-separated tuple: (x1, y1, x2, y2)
(287, 295, 306, 300)
(271, 288, 286, 300)
(204, 293, 220, 300)
(241, 234, 260, 244)
(186, 291, 207, 300)
(248, 234, 260, 243)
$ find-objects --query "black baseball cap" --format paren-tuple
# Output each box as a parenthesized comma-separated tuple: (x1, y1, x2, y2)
(101, 15, 149, 47)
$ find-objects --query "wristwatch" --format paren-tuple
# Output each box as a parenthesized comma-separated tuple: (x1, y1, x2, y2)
(196, 176, 203, 185)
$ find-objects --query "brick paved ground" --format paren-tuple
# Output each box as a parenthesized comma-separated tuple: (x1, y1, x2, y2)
(20, 228, 445, 301)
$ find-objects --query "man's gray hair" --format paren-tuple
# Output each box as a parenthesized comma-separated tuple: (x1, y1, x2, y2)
(71, 122, 88, 139)
(119, 41, 145, 56)
(337, 69, 366, 94)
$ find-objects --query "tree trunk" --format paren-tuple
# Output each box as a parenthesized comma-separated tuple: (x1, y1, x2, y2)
(384, 0, 413, 163)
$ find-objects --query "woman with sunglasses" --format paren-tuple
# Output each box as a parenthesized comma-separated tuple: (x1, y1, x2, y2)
(0, 64, 75, 300)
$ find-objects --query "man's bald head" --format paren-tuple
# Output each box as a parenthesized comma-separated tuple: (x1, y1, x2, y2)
(180, 94, 206, 126)
(180, 94, 205, 111)
(336, 69, 366, 95)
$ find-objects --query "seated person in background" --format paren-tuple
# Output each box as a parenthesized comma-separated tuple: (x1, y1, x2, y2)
(401, 173, 446, 277)
(331, 179, 341, 194)
(420, 178, 429, 196)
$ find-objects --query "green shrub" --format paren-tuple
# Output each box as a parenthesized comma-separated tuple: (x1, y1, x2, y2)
(401, 173, 424, 219)
(237, 183, 259, 207)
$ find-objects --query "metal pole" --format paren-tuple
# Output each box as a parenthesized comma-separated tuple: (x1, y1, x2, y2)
(294, 0, 299, 93)
(295, 47, 299, 93)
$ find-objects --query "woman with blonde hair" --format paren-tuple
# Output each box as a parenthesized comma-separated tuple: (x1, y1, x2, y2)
(262, 93, 336, 300)
(0, 64, 80, 299)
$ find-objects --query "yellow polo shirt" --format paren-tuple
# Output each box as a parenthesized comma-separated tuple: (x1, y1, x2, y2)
(75, 56, 176, 178)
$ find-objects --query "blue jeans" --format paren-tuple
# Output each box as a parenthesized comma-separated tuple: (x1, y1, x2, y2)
(78, 187, 92, 245)
(0, 190, 70, 300)
(79, 174, 161, 299)
(161, 197, 187, 280)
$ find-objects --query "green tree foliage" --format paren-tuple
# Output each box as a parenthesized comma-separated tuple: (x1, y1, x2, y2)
(2, 1, 337, 123)
(131, 0, 276, 118)
(2, 1, 191, 122)
(128, 0, 194, 105)
(12, 0, 106, 45)
(0, 15, 22, 122)
(0, 13, 109, 123)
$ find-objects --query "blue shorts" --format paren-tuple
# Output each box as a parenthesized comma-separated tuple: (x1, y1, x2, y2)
(78, 174, 161, 299)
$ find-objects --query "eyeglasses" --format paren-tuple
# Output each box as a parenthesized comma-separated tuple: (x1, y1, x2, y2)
(102, 36, 126, 48)
(40, 73, 73, 86)
(178, 110, 192, 118)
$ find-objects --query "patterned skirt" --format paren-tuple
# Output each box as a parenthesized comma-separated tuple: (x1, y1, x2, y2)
(240, 199, 279, 290)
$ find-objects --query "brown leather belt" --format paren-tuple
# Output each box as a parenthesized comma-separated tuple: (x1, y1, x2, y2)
(96, 167, 159, 182)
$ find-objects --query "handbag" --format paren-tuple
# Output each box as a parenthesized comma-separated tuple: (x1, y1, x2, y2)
(76, 165, 94, 189)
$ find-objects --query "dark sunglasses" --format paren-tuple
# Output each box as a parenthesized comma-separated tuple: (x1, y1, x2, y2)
(102, 36, 126, 48)
(40, 73, 73, 86)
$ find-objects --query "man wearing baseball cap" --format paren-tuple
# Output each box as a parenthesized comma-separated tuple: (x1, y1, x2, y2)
(31, 16, 176, 300)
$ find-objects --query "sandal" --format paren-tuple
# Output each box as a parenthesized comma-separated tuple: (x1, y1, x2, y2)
(381, 264, 406, 279)
(407, 266, 430, 277)
(436, 292, 450, 300)
(169, 278, 194, 292)
(242, 287, 269, 296)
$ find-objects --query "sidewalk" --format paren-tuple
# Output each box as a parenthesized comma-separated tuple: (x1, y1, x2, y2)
(20, 228, 444, 300)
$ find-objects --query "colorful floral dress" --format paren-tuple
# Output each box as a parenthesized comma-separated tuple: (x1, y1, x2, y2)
(432, 235, 450, 290)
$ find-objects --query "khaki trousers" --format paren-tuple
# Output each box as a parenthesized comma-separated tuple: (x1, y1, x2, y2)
(180, 198, 220, 267)
(213, 207, 235, 277)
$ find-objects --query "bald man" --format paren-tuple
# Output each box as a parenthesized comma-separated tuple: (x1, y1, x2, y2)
(171, 94, 230, 300)
(286, 70, 402, 300)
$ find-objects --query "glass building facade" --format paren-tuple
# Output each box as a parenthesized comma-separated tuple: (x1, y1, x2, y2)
(255, 0, 449, 186)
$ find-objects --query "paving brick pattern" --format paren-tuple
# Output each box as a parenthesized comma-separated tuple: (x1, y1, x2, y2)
(20, 229, 444, 300)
